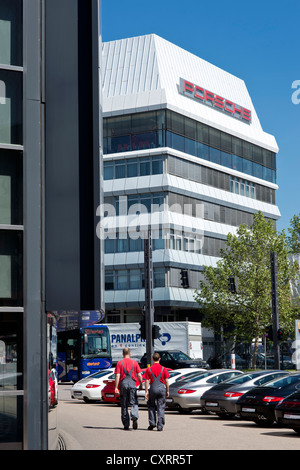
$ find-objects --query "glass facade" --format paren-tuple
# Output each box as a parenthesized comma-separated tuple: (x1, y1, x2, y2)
(104, 154, 275, 205)
(104, 110, 276, 183)
(0, 312, 23, 449)
(0, 0, 23, 450)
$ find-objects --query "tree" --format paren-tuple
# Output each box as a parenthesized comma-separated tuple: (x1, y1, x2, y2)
(194, 211, 299, 369)
(287, 213, 300, 254)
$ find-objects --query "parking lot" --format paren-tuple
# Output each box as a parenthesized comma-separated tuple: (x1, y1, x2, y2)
(57, 383, 299, 451)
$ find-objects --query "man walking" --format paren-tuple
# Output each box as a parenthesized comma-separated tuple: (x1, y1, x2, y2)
(144, 352, 170, 431)
(115, 347, 143, 430)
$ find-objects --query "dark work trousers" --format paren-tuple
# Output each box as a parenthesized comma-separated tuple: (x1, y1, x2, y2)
(119, 361, 139, 428)
(147, 367, 167, 431)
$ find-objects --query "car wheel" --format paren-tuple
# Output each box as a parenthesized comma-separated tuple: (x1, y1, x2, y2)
(253, 418, 274, 427)
(178, 407, 193, 414)
(292, 428, 300, 434)
(216, 412, 235, 419)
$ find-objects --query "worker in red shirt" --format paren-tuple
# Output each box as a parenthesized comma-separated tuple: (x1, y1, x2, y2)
(144, 352, 170, 431)
(115, 347, 143, 430)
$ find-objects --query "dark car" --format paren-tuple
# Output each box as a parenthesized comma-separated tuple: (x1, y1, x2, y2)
(275, 388, 300, 434)
(235, 373, 300, 426)
(139, 350, 209, 370)
(200, 370, 289, 418)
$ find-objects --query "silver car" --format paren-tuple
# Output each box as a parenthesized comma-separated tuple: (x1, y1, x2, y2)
(200, 370, 290, 418)
(167, 369, 243, 413)
(137, 368, 206, 405)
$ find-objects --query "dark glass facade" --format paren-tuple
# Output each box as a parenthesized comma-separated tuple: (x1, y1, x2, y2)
(0, 0, 23, 450)
(104, 110, 276, 183)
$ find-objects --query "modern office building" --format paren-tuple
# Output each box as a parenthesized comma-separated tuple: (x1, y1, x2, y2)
(102, 35, 280, 337)
(0, 0, 102, 450)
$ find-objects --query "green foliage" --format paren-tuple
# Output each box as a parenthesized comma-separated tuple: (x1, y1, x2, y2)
(287, 213, 300, 254)
(194, 212, 299, 344)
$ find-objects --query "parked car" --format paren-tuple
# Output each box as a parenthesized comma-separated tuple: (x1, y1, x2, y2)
(200, 370, 289, 418)
(169, 368, 207, 384)
(137, 368, 204, 406)
(275, 388, 300, 434)
(140, 350, 209, 370)
(167, 369, 243, 413)
(101, 375, 120, 404)
(235, 373, 300, 426)
(71, 368, 115, 403)
(48, 369, 58, 408)
(224, 353, 248, 369)
(101, 369, 149, 404)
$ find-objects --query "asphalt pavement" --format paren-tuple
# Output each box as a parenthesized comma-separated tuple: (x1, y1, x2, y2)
(55, 383, 300, 452)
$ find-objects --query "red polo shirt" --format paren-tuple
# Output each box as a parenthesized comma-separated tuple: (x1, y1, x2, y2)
(144, 363, 170, 384)
(114, 358, 141, 386)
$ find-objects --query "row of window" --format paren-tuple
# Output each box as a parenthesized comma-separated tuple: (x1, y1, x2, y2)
(104, 154, 275, 205)
(104, 129, 276, 183)
(104, 155, 163, 180)
(105, 266, 206, 291)
(103, 109, 276, 173)
(104, 192, 274, 229)
(104, 229, 227, 257)
(105, 267, 166, 291)
(1, 0, 24, 450)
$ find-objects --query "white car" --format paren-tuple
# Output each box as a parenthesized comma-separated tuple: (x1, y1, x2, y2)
(71, 369, 115, 403)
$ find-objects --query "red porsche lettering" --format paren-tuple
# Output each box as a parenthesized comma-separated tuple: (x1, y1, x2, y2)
(179, 78, 251, 123)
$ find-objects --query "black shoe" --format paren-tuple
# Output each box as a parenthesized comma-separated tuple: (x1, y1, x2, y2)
(124, 426, 129, 430)
(157, 427, 163, 431)
(132, 417, 138, 429)
(148, 425, 156, 430)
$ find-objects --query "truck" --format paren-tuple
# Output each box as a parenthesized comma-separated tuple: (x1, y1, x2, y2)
(103, 321, 203, 365)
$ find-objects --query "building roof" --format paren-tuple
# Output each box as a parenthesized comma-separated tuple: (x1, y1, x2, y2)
(102, 34, 278, 153)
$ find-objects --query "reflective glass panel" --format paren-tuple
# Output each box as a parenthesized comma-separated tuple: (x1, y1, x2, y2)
(0, 69, 22, 145)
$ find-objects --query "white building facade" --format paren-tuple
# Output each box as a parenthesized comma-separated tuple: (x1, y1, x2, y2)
(102, 34, 280, 328)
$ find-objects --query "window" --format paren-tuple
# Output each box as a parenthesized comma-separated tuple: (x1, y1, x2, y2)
(129, 269, 141, 289)
(105, 271, 114, 290)
(140, 157, 150, 176)
(104, 161, 114, 180)
(115, 161, 126, 179)
(116, 270, 128, 290)
(0, 69, 22, 145)
(0, 230, 23, 306)
(152, 156, 163, 174)
(0, 149, 22, 225)
(0, 0, 22, 67)
(127, 158, 138, 177)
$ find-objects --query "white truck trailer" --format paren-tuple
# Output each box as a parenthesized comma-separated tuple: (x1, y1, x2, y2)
(104, 321, 203, 365)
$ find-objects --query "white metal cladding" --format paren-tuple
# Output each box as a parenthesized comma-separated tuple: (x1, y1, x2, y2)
(102, 34, 278, 153)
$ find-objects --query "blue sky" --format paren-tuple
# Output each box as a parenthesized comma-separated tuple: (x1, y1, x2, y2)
(102, 0, 300, 233)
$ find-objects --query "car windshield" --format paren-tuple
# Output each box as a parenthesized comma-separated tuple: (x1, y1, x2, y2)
(261, 374, 300, 389)
(169, 371, 181, 378)
(169, 351, 190, 360)
(88, 370, 112, 379)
